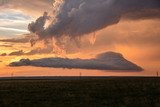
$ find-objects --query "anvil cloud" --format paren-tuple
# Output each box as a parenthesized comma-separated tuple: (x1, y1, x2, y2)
(28, 0, 160, 43)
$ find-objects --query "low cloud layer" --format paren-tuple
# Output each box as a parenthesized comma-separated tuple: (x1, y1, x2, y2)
(8, 50, 24, 56)
(0, 37, 29, 43)
(0, 44, 12, 47)
(9, 52, 143, 71)
(0, 47, 53, 56)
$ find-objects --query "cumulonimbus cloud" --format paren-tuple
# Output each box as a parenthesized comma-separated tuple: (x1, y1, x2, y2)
(28, 0, 160, 45)
(9, 51, 143, 71)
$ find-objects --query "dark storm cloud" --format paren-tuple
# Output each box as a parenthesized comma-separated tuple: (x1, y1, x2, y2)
(28, 0, 160, 44)
(9, 51, 143, 71)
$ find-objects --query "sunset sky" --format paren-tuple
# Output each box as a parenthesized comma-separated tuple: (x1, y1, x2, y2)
(0, 0, 160, 77)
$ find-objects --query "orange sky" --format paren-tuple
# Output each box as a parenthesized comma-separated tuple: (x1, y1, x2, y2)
(0, 19, 160, 77)
(0, 0, 160, 77)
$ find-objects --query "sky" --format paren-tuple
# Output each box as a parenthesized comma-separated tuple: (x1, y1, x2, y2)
(0, 0, 160, 77)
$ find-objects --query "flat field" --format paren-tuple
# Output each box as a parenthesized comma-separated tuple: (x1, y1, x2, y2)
(0, 77, 160, 107)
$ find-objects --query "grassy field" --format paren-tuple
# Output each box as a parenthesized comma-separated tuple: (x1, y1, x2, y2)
(0, 77, 160, 107)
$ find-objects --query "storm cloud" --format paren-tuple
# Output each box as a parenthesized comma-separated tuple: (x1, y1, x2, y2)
(9, 51, 143, 71)
(28, 0, 160, 45)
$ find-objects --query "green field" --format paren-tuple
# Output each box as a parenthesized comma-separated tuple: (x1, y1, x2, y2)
(0, 77, 160, 107)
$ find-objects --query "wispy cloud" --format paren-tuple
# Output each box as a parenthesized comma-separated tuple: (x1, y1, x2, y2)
(0, 9, 31, 36)
(0, 0, 53, 17)
(0, 27, 28, 33)
(0, 9, 31, 20)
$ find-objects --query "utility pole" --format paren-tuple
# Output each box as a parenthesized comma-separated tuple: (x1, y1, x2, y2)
(11, 71, 14, 77)
(157, 71, 159, 77)
(79, 72, 82, 77)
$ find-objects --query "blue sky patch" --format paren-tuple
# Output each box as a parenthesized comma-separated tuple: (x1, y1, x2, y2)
(0, 9, 31, 20)
(0, 9, 32, 37)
